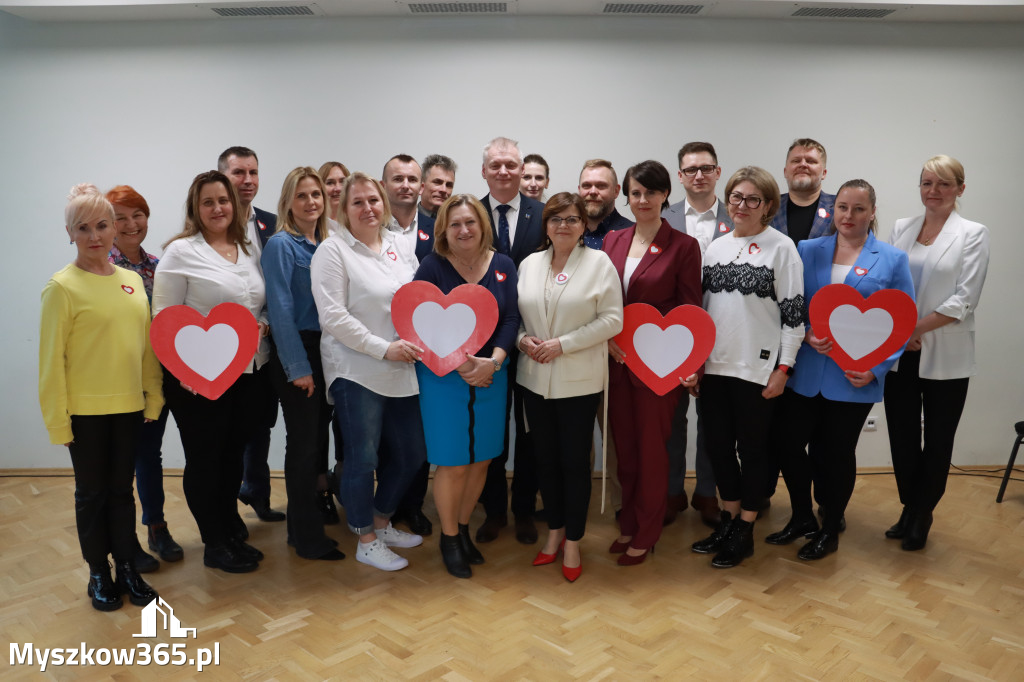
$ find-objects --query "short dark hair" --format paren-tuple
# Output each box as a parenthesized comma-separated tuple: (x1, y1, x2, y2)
(382, 154, 418, 178)
(421, 154, 457, 180)
(623, 160, 672, 210)
(523, 154, 549, 176)
(540, 192, 587, 251)
(677, 142, 718, 167)
(217, 146, 258, 172)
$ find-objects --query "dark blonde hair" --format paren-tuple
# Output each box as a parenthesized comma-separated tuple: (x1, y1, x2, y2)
(164, 170, 250, 254)
(318, 161, 350, 180)
(830, 179, 878, 234)
(540, 192, 587, 250)
(724, 166, 781, 226)
(787, 138, 828, 166)
(433, 194, 493, 259)
(338, 172, 392, 231)
(277, 166, 330, 242)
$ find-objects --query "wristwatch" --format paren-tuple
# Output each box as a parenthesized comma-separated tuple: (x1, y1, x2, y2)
(491, 357, 501, 372)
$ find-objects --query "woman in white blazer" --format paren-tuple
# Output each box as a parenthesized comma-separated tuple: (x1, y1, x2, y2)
(517, 192, 623, 582)
(883, 155, 990, 551)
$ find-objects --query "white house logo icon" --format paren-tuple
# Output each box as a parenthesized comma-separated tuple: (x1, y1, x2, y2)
(133, 597, 197, 639)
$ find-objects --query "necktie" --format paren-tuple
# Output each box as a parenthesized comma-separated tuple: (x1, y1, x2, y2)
(497, 204, 512, 255)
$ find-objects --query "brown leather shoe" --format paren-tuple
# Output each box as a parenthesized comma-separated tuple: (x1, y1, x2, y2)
(663, 493, 689, 526)
(691, 494, 722, 528)
(474, 515, 507, 544)
(514, 515, 538, 544)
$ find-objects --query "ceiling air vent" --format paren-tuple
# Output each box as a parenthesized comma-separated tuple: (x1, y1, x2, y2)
(212, 6, 314, 17)
(603, 4, 703, 15)
(408, 3, 509, 13)
(792, 7, 896, 19)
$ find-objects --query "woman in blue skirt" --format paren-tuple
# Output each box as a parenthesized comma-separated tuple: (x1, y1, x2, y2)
(414, 194, 520, 578)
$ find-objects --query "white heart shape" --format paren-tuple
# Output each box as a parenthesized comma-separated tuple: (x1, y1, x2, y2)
(174, 324, 240, 381)
(412, 302, 476, 359)
(633, 323, 694, 378)
(829, 305, 893, 360)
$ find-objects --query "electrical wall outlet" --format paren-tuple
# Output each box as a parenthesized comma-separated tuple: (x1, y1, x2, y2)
(864, 416, 878, 432)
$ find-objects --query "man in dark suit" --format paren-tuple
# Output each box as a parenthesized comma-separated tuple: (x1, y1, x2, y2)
(217, 146, 285, 526)
(390, 154, 458, 537)
(769, 138, 836, 246)
(661, 142, 732, 528)
(476, 137, 544, 544)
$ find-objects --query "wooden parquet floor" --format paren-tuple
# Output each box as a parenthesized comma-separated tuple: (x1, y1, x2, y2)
(2, 471, 1023, 681)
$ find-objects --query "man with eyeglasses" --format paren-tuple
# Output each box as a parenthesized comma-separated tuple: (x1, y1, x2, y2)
(660, 142, 731, 528)
(770, 138, 835, 246)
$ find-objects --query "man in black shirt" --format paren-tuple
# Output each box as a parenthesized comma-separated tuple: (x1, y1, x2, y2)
(769, 138, 835, 245)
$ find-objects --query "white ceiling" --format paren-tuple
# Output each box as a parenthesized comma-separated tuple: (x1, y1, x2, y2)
(2, 0, 1023, 24)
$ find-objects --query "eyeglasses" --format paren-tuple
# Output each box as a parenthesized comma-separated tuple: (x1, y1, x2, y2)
(727, 192, 764, 209)
(681, 164, 718, 177)
(548, 216, 583, 227)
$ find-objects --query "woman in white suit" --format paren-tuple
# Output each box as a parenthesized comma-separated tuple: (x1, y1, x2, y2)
(517, 192, 623, 582)
(883, 155, 990, 551)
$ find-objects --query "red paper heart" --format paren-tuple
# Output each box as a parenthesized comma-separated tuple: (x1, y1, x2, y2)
(808, 284, 918, 372)
(392, 281, 499, 376)
(150, 302, 260, 400)
(613, 303, 716, 396)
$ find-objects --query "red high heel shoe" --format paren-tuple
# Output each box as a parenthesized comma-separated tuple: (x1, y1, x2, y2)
(617, 545, 653, 566)
(532, 538, 566, 566)
(562, 559, 582, 582)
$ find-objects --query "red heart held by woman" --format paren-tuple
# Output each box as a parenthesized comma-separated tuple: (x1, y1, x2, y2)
(613, 303, 716, 396)
(150, 302, 260, 400)
(392, 281, 499, 376)
(808, 283, 918, 372)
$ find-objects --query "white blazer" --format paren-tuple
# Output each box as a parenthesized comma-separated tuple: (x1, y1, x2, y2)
(516, 246, 623, 399)
(889, 211, 990, 380)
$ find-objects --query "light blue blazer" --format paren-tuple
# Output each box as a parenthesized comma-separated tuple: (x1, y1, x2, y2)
(787, 232, 915, 403)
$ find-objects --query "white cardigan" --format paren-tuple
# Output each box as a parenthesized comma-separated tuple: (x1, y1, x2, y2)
(889, 211, 990, 380)
(516, 246, 623, 399)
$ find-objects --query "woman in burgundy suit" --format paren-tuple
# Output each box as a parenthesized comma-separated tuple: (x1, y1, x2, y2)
(602, 160, 702, 565)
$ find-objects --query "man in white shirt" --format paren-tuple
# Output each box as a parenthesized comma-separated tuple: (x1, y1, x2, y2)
(382, 154, 423, 260)
(661, 142, 732, 528)
(217, 146, 285, 526)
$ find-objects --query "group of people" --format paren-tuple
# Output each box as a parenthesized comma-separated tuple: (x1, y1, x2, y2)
(39, 136, 990, 611)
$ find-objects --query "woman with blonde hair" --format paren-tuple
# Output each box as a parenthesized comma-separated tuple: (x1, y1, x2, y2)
(39, 184, 162, 610)
(318, 161, 350, 224)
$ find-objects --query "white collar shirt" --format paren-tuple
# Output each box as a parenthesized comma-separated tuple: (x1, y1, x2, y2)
(489, 192, 521, 247)
(685, 197, 719, 257)
(387, 213, 419, 260)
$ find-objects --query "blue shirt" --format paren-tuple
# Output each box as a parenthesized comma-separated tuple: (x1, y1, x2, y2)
(583, 208, 633, 250)
(263, 230, 322, 381)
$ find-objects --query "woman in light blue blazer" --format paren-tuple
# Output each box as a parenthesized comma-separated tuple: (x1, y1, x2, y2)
(771, 179, 914, 560)
(883, 155, 990, 552)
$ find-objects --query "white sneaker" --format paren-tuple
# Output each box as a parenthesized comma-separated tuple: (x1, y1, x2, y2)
(356, 538, 408, 571)
(375, 523, 423, 549)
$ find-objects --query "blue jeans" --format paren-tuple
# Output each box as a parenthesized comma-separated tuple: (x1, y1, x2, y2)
(135, 405, 169, 526)
(329, 377, 427, 535)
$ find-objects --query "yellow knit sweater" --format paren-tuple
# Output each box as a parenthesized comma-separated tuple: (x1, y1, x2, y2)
(39, 264, 164, 445)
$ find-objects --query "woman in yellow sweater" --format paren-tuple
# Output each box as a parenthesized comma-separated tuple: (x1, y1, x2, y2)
(39, 184, 164, 611)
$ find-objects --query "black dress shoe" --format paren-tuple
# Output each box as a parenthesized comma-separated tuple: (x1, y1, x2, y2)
(711, 519, 755, 568)
(458, 523, 484, 565)
(87, 563, 123, 611)
(514, 515, 538, 544)
(440, 533, 472, 578)
(115, 560, 158, 606)
(204, 542, 258, 573)
(310, 548, 346, 561)
(475, 515, 507, 543)
(400, 508, 433, 536)
(764, 517, 819, 545)
(901, 511, 933, 551)
(319, 490, 340, 525)
(229, 538, 264, 562)
(238, 493, 286, 522)
(133, 536, 159, 573)
(692, 511, 734, 554)
(797, 530, 839, 560)
(885, 507, 911, 539)
(148, 524, 184, 562)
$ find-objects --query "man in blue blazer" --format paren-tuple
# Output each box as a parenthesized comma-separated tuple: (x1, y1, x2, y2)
(218, 146, 284, 526)
(769, 138, 835, 246)
(477, 137, 545, 545)
(661, 141, 733, 528)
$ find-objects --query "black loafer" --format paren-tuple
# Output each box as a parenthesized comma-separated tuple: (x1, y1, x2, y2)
(229, 538, 264, 562)
(148, 524, 184, 562)
(238, 493, 286, 522)
(204, 542, 258, 573)
(401, 508, 434, 537)
(797, 531, 839, 560)
(514, 515, 538, 545)
(133, 536, 160, 573)
(475, 516, 507, 544)
(901, 511, 932, 551)
(764, 517, 819, 545)
(885, 507, 911, 539)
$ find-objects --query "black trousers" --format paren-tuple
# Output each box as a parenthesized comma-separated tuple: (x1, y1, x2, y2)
(700, 374, 777, 512)
(776, 390, 872, 533)
(239, 362, 278, 502)
(268, 333, 337, 558)
(523, 389, 601, 541)
(165, 369, 254, 546)
(479, 354, 539, 519)
(68, 412, 142, 566)
(883, 350, 970, 513)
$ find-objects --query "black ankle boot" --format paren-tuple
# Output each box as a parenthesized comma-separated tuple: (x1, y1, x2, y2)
(148, 523, 184, 562)
(711, 519, 754, 568)
(885, 507, 911, 539)
(458, 523, 484, 565)
(901, 510, 933, 551)
(115, 560, 158, 606)
(440, 533, 472, 578)
(692, 511, 734, 554)
(87, 562, 123, 611)
(133, 535, 159, 573)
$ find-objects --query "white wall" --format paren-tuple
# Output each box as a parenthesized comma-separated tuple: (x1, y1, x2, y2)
(2, 12, 1021, 469)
